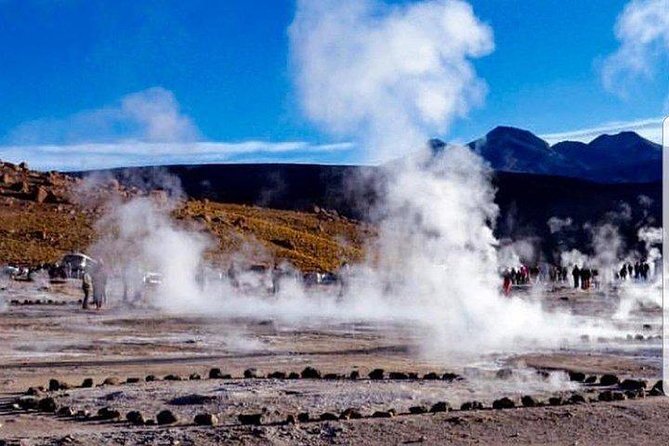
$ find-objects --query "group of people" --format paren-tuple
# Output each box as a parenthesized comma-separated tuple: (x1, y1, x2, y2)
(617, 261, 651, 281)
(81, 261, 108, 310)
(570, 265, 598, 290)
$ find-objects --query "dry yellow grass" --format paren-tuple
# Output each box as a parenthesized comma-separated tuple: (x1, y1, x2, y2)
(0, 199, 371, 271)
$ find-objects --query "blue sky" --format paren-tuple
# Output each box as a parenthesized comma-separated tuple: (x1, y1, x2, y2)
(0, 0, 666, 170)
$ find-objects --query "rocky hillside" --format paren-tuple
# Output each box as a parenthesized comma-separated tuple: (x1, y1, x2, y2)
(0, 160, 367, 271)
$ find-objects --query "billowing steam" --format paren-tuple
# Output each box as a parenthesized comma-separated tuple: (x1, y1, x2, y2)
(289, 0, 493, 161)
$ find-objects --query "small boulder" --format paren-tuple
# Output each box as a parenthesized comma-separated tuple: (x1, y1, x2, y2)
(423, 372, 440, 380)
(599, 374, 620, 386)
(268, 371, 287, 379)
(340, 408, 363, 419)
(492, 397, 515, 409)
(442, 372, 461, 381)
(194, 413, 219, 426)
(126, 411, 145, 425)
(81, 378, 94, 388)
(548, 396, 564, 406)
(238, 413, 263, 425)
(319, 412, 339, 421)
(496, 369, 513, 380)
(38, 397, 57, 412)
(301, 367, 321, 379)
(48, 379, 62, 391)
(285, 414, 296, 424)
(323, 373, 339, 380)
(17, 396, 39, 410)
(389, 372, 408, 380)
(57, 406, 75, 417)
(619, 379, 647, 391)
(145, 375, 158, 382)
(371, 409, 395, 418)
(460, 401, 484, 411)
(288, 372, 300, 379)
(156, 409, 178, 425)
(429, 401, 451, 413)
(568, 371, 586, 382)
(297, 412, 310, 423)
(598, 390, 614, 402)
(568, 394, 586, 404)
(97, 407, 121, 420)
(584, 375, 597, 384)
(126, 377, 141, 384)
(243, 368, 261, 379)
(349, 370, 360, 380)
(163, 374, 182, 381)
(103, 377, 121, 386)
(650, 380, 664, 396)
(409, 405, 429, 414)
(521, 395, 538, 407)
(368, 369, 385, 380)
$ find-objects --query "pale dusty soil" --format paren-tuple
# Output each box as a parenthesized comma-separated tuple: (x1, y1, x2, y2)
(0, 280, 664, 445)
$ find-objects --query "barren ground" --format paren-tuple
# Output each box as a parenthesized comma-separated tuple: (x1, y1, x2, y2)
(0, 280, 664, 445)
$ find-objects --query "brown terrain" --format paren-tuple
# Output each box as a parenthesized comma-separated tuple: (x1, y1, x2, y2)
(0, 161, 666, 446)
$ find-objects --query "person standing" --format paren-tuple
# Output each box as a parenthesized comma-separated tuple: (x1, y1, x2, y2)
(572, 265, 580, 289)
(82, 268, 93, 309)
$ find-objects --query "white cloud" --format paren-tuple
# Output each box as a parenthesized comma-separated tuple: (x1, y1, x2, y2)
(7, 87, 200, 144)
(602, 0, 669, 94)
(541, 117, 664, 145)
(289, 0, 493, 161)
(0, 141, 355, 171)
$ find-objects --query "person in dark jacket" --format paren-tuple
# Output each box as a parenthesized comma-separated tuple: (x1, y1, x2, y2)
(571, 265, 580, 289)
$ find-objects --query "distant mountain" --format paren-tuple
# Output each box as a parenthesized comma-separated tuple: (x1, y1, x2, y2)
(465, 126, 661, 183)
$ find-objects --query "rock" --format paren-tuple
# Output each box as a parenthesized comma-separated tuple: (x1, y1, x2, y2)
(244, 368, 261, 379)
(389, 372, 408, 380)
(642, 324, 652, 331)
(568, 393, 587, 404)
(634, 334, 644, 341)
(33, 186, 49, 204)
(349, 370, 360, 380)
(145, 375, 158, 382)
(156, 409, 179, 425)
(76, 409, 91, 420)
(323, 373, 340, 380)
(371, 410, 395, 418)
(57, 406, 75, 417)
(320, 412, 339, 421)
(164, 374, 183, 381)
(651, 380, 663, 395)
(423, 372, 441, 380)
(599, 374, 620, 386)
(409, 405, 429, 414)
(430, 401, 451, 413)
(368, 369, 385, 380)
(521, 395, 538, 407)
(48, 379, 62, 391)
(496, 369, 513, 380)
(288, 372, 300, 379)
(238, 413, 263, 425)
(598, 390, 614, 402)
(188, 373, 201, 381)
(103, 376, 121, 386)
(301, 367, 321, 379)
(619, 379, 647, 391)
(97, 407, 121, 420)
(169, 394, 216, 405)
(548, 396, 564, 406)
(285, 414, 296, 424)
(568, 371, 586, 382)
(460, 401, 484, 411)
(17, 396, 39, 410)
(126, 377, 141, 384)
(442, 372, 461, 381)
(492, 397, 515, 409)
(26, 387, 44, 396)
(268, 371, 287, 379)
(297, 412, 310, 423)
(625, 390, 640, 399)
(208, 368, 231, 379)
(38, 397, 57, 412)
(612, 391, 626, 401)
(340, 408, 363, 419)
(126, 411, 145, 425)
(584, 375, 597, 384)
(194, 413, 219, 426)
